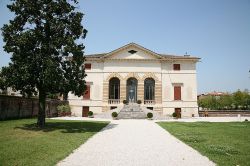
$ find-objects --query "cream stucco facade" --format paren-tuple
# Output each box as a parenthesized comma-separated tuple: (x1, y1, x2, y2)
(68, 43, 200, 118)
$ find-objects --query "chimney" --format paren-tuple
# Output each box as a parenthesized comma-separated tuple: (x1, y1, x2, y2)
(184, 52, 190, 57)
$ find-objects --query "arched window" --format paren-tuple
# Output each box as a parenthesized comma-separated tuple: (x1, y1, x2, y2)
(144, 78, 155, 100)
(109, 77, 120, 99)
(126, 77, 138, 103)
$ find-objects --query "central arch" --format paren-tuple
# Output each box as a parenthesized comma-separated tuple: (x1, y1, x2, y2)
(126, 77, 138, 103)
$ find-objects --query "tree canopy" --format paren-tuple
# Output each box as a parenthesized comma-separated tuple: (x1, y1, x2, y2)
(1, 0, 87, 127)
(198, 90, 250, 110)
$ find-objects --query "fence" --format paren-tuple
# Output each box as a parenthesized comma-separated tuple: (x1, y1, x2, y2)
(0, 95, 68, 120)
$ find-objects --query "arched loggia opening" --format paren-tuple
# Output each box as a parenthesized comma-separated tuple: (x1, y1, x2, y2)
(126, 77, 138, 103)
(109, 77, 120, 104)
(144, 78, 155, 104)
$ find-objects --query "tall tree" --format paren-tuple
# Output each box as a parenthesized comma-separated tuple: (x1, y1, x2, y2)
(0, 69, 7, 93)
(1, 0, 87, 127)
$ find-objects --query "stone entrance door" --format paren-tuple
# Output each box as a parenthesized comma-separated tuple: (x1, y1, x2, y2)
(126, 78, 137, 103)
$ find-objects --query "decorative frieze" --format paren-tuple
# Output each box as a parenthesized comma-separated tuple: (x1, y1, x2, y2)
(124, 72, 141, 81)
(105, 72, 123, 82)
(142, 72, 160, 82)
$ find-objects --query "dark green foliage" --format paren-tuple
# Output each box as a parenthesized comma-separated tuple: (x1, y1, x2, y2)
(57, 104, 71, 113)
(198, 90, 250, 110)
(47, 93, 59, 99)
(0, 70, 7, 93)
(112, 112, 118, 118)
(147, 112, 153, 119)
(1, 0, 87, 127)
(88, 111, 93, 117)
(137, 100, 142, 104)
(172, 112, 177, 117)
(123, 100, 128, 104)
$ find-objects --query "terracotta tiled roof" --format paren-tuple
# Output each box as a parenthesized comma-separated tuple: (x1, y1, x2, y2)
(160, 54, 200, 59)
(84, 43, 200, 60)
(84, 53, 106, 58)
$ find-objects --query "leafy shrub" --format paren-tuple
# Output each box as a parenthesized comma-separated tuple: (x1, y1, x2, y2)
(112, 112, 118, 118)
(245, 119, 249, 122)
(123, 100, 128, 104)
(172, 112, 177, 118)
(137, 100, 142, 104)
(147, 112, 153, 119)
(88, 111, 93, 117)
(47, 93, 59, 99)
(57, 104, 71, 113)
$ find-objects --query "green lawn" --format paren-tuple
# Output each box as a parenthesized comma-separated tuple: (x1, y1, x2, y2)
(0, 118, 109, 166)
(158, 122, 250, 166)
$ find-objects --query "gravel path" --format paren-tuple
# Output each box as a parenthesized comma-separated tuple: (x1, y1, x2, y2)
(57, 120, 215, 166)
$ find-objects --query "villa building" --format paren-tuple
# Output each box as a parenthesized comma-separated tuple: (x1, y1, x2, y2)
(68, 43, 200, 118)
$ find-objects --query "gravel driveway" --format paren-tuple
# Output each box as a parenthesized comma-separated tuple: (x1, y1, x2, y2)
(57, 120, 215, 166)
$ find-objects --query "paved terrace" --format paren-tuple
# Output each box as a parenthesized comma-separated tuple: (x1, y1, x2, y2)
(52, 116, 250, 122)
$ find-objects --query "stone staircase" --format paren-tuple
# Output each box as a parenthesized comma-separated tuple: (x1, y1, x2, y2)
(118, 103, 147, 119)
(95, 103, 169, 120)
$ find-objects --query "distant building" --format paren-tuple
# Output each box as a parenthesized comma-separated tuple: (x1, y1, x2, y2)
(198, 91, 229, 100)
(0, 87, 22, 96)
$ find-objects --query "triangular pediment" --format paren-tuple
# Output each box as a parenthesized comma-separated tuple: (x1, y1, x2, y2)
(103, 43, 163, 60)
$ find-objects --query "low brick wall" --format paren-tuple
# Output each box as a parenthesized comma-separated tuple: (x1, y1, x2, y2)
(0, 95, 68, 120)
(199, 110, 250, 117)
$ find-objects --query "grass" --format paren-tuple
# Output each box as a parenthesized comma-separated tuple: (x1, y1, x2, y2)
(0, 118, 109, 166)
(157, 122, 250, 166)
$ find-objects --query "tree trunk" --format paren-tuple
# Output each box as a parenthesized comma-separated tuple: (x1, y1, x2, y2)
(37, 90, 46, 127)
(63, 92, 68, 101)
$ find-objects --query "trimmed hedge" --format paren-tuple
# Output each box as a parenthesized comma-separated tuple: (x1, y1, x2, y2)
(147, 112, 153, 119)
(112, 112, 118, 118)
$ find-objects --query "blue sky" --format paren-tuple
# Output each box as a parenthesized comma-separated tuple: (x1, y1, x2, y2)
(0, 0, 249, 93)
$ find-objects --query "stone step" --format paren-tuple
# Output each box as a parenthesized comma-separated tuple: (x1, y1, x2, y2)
(118, 103, 146, 119)
(121, 103, 142, 112)
(118, 111, 146, 119)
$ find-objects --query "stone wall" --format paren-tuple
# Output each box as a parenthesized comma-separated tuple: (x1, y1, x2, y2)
(0, 95, 68, 120)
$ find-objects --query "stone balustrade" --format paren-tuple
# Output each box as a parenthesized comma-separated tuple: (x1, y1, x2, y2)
(108, 99, 120, 104)
(144, 100, 155, 105)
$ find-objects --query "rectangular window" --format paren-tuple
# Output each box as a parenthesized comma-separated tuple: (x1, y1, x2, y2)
(83, 84, 90, 100)
(147, 107, 153, 110)
(174, 86, 181, 100)
(85, 63, 91, 70)
(173, 64, 180, 70)
(110, 106, 117, 110)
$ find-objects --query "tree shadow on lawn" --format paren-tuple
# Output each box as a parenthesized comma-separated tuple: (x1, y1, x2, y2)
(16, 121, 110, 133)
(100, 123, 117, 131)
